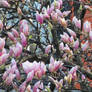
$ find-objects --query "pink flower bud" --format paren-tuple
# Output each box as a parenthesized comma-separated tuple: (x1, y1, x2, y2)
(63, 11, 71, 17)
(7, 32, 16, 42)
(19, 81, 27, 92)
(36, 12, 43, 24)
(13, 42, 22, 57)
(59, 42, 64, 50)
(0, 20, 3, 30)
(81, 74, 85, 81)
(50, 56, 55, 64)
(0, 38, 5, 50)
(72, 16, 81, 29)
(89, 31, 92, 41)
(47, 5, 54, 15)
(20, 32, 27, 47)
(33, 81, 43, 92)
(0, 54, 9, 64)
(81, 40, 89, 51)
(45, 45, 52, 54)
(0, 0, 10, 7)
(67, 28, 76, 38)
(83, 21, 91, 32)
(19, 20, 29, 35)
(51, 11, 58, 22)
(12, 28, 19, 37)
(26, 70, 34, 82)
(5, 73, 16, 85)
(58, 0, 63, 7)
(15, 69, 21, 80)
(40, 62, 46, 75)
(73, 39, 79, 50)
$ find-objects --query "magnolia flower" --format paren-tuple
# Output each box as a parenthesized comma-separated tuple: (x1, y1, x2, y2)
(89, 31, 92, 41)
(26, 70, 34, 82)
(0, 38, 5, 50)
(20, 32, 27, 47)
(49, 56, 63, 72)
(7, 32, 16, 42)
(0, 0, 10, 7)
(58, 17, 67, 28)
(5, 73, 16, 85)
(81, 74, 85, 81)
(47, 5, 54, 15)
(11, 42, 22, 57)
(72, 16, 81, 29)
(33, 81, 43, 92)
(81, 40, 89, 51)
(0, 20, 3, 30)
(19, 81, 27, 92)
(12, 28, 19, 37)
(67, 28, 76, 38)
(69, 66, 78, 80)
(83, 21, 91, 32)
(56, 9, 63, 17)
(73, 39, 79, 50)
(62, 11, 71, 17)
(36, 12, 43, 24)
(59, 42, 64, 51)
(19, 20, 29, 35)
(51, 11, 58, 22)
(45, 45, 52, 54)
(0, 54, 9, 65)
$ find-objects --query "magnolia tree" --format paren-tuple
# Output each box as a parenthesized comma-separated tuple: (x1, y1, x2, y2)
(0, 0, 92, 92)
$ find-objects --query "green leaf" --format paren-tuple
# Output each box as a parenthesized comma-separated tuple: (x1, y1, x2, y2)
(29, 35, 32, 39)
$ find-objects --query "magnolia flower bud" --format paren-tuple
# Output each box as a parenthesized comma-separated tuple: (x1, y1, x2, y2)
(89, 31, 92, 41)
(0, 38, 5, 50)
(45, 45, 52, 54)
(67, 28, 76, 38)
(12, 28, 19, 37)
(81, 40, 89, 51)
(20, 32, 27, 47)
(73, 39, 79, 50)
(26, 70, 34, 82)
(83, 21, 91, 32)
(36, 12, 43, 24)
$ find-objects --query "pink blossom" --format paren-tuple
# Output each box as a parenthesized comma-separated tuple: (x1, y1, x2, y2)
(13, 42, 23, 57)
(63, 11, 71, 17)
(12, 28, 19, 37)
(40, 62, 46, 75)
(56, 9, 63, 17)
(22, 61, 33, 74)
(45, 45, 52, 54)
(67, 28, 76, 38)
(0, 54, 9, 64)
(83, 21, 91, 32)
(58, 0, 63, 7)
(26, 70, 34, 82)
(19, 20, 29, 35)
(69, 66, 78, 80)
(49, 56, 63, 72)
(59, 42, 64, 51)
(33, 81, 43, 92)
(89, 31, 92, 41)
(20, 32, 27, 47)
(0, 0, 10, 7)
(81, 74, 85, 81)
(19, 81, 27, 92)
(0, 38, 5, 50)
(36, 12, 43, 24)
(5, 73, 16, 85)
(7, 32, 16, 42)
(81, 40, 89, 51)
(73, 39, 79, 50)
(72, 16, 81, 29)
(51, 11, 58, 22)
(15, 69, 21, 80)
(47, 5, 54, 15)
